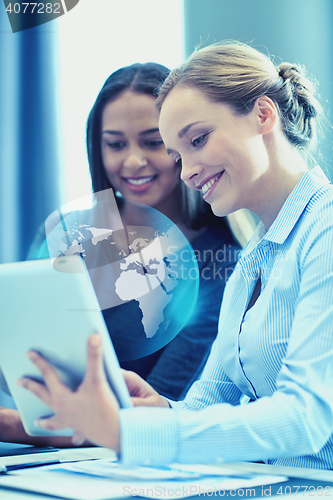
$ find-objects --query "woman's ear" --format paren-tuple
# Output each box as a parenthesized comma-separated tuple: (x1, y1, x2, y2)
(255, 96, 277, 134)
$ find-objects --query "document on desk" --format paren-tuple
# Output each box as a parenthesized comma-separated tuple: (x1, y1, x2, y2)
(0, 458, 287, 500)
(0, 445, 117, 467)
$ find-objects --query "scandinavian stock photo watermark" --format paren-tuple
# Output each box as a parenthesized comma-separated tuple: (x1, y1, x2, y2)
(122, 484, 332, 497)
(167, 244, 241, 282)
(166, 245, 297, 283)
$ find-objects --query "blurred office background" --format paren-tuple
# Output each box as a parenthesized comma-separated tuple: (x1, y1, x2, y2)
(0, 0, 332, 267)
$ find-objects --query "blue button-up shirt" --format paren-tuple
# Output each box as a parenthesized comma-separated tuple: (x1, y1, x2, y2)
(120, 166, 333, 469)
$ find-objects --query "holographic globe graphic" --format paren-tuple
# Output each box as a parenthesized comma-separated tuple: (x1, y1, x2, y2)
(38, 189, 199, 362)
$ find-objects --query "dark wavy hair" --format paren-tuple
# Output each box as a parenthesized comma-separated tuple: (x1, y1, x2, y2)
(86, 62, 228, 230)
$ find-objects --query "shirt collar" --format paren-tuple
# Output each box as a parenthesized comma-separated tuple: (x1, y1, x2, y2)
(242, 166, 330, 256)
(264, 166, 330, 245)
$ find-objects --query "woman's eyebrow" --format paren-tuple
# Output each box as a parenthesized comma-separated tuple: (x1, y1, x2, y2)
(165, 121, 206, 153)
(101, 130, 124, 135)
(101, 128, 160, 136)
(178, 121, 204, 139)
(139, 128, 160, 136)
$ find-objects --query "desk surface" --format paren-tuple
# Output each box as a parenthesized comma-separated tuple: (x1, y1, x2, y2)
(0, 446, 332, 499)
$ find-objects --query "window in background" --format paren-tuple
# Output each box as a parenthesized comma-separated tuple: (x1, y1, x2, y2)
(58, 0, 184, 206)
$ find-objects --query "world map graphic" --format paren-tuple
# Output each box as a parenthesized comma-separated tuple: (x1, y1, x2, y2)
(44, 191, 199, 361)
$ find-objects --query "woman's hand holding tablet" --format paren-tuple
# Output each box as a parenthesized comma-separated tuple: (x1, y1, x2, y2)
(18, 333, 121, 450)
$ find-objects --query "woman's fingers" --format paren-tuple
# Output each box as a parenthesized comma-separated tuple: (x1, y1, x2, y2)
(71, 431, 86, 446)
(25, 351, 62, 390)
(34, 415, 68, 430)
(17, 376, 51, 406)
(122, 369, 151, 397)
(85, 334, 107, 387)
(131, 395, 171, 408)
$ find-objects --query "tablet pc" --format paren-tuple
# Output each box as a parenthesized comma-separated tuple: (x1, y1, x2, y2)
(0, 256, 132, 436)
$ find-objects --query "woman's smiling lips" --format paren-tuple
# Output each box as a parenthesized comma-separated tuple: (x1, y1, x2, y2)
(200, 171, 224, 200)
(122, 175, 158, 193)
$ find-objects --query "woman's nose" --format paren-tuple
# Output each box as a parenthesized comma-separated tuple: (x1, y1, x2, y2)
(123, 148, 148, 170)
(180, 158, 203, 186)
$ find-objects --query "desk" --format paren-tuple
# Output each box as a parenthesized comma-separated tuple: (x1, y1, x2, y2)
(0, 447, 332, 499)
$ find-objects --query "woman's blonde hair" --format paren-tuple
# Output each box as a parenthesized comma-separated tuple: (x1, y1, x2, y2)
(156, 41, 323, 162)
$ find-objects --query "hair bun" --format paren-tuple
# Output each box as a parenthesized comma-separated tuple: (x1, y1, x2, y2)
(278, 63, 302, 83)
(277, 62, 319, 120)
(277, 62, 315, 97)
